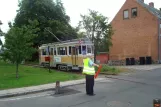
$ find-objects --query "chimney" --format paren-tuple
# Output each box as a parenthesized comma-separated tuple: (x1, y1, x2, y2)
(149, 2, 154, 8)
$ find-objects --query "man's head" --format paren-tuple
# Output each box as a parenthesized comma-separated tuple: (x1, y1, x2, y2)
(86, 53, 94, 59)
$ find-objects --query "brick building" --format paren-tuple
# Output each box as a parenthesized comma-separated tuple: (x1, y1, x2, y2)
(109, 0, 161, 65)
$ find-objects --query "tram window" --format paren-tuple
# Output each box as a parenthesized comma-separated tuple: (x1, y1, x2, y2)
(72, 47, 77, 55)
(87, 45, 92, 53)
(57, 47, 61, 55)
(42, 49, 46, 55)
(50, 48, 53, 55)
(82, 45, 86, 55)
(62, 47, 66, 55)
(65, 47, 67, 55)
(57, 47, 67, 55)
(79, 46, 81, 54)
(69, 46, 71, 55)
(57, 48, 60, 55)
(54, 48, 56, 55)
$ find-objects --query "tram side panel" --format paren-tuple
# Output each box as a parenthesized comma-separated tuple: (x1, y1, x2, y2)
(40, 55, 54, 66)
(39, 48, 54, 67)
(52, 55, 84, 69)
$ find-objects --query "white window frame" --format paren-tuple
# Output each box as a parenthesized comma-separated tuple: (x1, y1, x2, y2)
(123, 10, 129, 19)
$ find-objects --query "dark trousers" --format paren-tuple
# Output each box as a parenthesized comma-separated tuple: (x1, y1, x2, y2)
(86, 75, 94, 95)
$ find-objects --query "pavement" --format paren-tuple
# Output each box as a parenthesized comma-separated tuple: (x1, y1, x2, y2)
(118, 64, 161, 71)
(1, 65, 161, 107)
(0, 78, 106, 99)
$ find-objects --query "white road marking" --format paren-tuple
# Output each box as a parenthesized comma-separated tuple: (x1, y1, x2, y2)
(0, 94, 52, 102)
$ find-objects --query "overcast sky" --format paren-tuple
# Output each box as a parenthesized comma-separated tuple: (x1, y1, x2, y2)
(0, 0, 160, 43)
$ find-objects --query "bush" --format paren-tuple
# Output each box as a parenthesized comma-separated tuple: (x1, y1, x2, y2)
(95, 65, 120, 75)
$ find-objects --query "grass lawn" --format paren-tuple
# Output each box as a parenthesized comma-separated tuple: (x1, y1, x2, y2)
(0, 61, 84, 90)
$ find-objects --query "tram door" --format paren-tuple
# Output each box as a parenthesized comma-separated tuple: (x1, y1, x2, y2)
(71, 46, 78, 66)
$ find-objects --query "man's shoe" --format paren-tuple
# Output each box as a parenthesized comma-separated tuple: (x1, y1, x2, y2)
(86, 93, 90, 95)
(88, 93, 95, 96)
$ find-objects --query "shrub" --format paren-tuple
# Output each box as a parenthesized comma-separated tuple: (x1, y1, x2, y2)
(95, 65, 120, 75)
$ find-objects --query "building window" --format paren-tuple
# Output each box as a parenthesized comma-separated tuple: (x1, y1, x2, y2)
(131, 8, 137, 17)
(123, 9, 129, 19)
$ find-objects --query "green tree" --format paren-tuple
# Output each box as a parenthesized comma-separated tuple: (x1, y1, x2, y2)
(14, 0, 77, 47)
(78, 9, 114, 62)
(2, 20, 39, 78)
(13, 0, 77, 61)
(0, 20, 3, 46)
(0, 39, 2, 46)
(77, 31, 86, 38)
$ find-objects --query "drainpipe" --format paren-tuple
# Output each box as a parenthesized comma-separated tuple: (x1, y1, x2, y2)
(158, 18, 161, 64)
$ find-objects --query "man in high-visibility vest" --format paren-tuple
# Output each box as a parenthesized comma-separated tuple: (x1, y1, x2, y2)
(82, 53, 99, 96)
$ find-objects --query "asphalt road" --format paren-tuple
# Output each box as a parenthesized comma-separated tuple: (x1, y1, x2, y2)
(0, 67, 161, 107)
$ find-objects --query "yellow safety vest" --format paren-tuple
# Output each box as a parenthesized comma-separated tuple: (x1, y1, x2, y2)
(82, 58, 95, 75)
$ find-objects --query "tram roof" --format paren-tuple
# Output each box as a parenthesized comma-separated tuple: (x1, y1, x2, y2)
(39, 38, 93, 48)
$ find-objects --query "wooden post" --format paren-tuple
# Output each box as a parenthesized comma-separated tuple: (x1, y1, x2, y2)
(55, 81, 60, 94)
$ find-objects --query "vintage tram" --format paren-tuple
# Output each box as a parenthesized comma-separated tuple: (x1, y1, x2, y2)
(38, 38, 94, 71)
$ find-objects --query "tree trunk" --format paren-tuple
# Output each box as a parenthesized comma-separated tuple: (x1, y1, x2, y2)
(92, 25, 95, 62)
(16, 62, 19, 79)
(94, 43, 97, 63)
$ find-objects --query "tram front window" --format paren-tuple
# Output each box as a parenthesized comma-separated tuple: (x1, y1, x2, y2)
(79, 46, 81, 54)
(87, 45, 92, 54)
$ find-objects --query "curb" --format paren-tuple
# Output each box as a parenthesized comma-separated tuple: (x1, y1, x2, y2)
(100, 73, 118, 75)
(0, 78, 106, 99)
